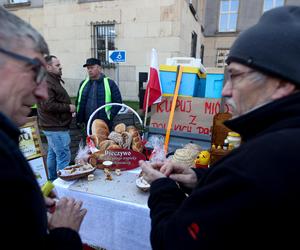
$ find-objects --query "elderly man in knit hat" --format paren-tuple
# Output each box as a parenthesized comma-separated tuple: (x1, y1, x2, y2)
(139, 6, 300, 249)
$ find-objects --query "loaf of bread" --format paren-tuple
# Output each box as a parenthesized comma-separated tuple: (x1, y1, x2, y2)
(108, 131, 123, 146)
(126, 126, 143, 153)
(114, 123, 126, 133)
(121, 132, 132, 149)
(98, 140, 117, 154)
(91, 119, 109, 145)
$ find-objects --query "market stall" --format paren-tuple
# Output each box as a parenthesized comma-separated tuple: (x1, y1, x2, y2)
(54, 168, 151, 250)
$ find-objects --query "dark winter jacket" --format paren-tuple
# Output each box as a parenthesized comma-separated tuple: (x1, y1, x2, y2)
(75, 74, 122, 129)
(0, 112, 82, 249)
(37, 72, 72, 131)
(148, 91, 300, 249)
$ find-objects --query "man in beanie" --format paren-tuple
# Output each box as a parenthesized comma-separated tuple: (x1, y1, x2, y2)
(139, 6, 300, 249)
(76, 58, 122, 132)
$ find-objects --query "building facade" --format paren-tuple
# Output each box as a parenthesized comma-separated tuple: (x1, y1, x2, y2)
(203, 0, 300, 67)
(1, 0, 204, 100)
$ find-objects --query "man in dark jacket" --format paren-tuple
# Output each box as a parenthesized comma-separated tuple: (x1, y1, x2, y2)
(140, 6, 300, 250)
(0, 7, 86, 249)
(76, 58, 122, 132)
(38, 55, 76, 181)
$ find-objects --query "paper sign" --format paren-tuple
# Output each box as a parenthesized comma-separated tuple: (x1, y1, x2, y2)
(28, 157, 48, 186)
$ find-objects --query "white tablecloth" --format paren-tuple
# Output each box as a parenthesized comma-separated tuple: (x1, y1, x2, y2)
(53, 168, 151, 250)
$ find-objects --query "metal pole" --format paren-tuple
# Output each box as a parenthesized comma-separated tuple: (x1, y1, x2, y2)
(116, 63, 120, 87)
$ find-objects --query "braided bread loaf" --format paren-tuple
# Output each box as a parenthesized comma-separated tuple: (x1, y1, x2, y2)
(127, 126, 143, 153)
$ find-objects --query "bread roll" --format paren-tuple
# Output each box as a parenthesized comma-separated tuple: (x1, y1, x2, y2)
(114, 123, 126, 133)
(121, 132, 132, 149)
(98, 140, 117, 154)
(108, 131, 123, 146)
(91, 119, 109, 144)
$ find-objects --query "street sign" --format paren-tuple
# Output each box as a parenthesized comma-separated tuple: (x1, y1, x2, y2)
(109, 50, 126, 63)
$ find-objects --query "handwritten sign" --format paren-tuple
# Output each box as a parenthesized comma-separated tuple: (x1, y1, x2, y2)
(150, 96, 230, 135)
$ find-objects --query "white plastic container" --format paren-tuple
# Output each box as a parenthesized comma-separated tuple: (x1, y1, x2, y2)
(166, 57, 206, 73)
(226, 132, 241, 148)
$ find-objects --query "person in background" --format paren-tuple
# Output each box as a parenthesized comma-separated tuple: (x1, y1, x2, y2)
(0, 7, 86, 249)
(140, 6, 300, 249)
(37, 55, 75, 181)
(76, 58, 122, 132)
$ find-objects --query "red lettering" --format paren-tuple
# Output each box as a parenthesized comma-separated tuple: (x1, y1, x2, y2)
(189, 115, 197, 125)
(196, 126, 211, 135)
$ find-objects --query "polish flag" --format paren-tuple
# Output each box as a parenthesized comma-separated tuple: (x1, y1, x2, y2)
(143, 48, 162, 111)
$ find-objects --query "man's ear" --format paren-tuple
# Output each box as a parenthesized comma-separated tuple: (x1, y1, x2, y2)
(46, 64, 52, 71)
(271, 80, 297, 100)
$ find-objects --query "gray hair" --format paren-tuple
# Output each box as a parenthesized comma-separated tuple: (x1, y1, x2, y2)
(247, 70, 268, 85)
(0, 6, 49, 57)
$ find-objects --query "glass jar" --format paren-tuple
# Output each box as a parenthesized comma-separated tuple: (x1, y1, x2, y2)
(226, 132, 241, 148)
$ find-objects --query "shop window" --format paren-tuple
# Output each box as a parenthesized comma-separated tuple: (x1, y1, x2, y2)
(218, 0, 239, 32)
(216, 48, 229, 68)
(8, 0, 29, 3)
(263, 0, 284, 12)
(91, 22, 116, 68)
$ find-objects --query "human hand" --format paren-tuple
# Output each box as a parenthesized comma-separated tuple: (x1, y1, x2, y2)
(139, 160, 166, 184)
(69, 104, 76, 113)
(48, 197, 87, 232)
(160, 161, 198, 189)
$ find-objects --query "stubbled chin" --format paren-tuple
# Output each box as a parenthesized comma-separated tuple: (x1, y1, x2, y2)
(13, 108, 31, 126)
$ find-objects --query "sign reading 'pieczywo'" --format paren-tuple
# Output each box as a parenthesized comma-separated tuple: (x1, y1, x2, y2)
(91, 149, 146, 171)
(150, 96, 231, 135)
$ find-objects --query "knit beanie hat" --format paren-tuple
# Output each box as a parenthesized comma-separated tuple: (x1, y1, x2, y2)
(226, 6, 300, 86)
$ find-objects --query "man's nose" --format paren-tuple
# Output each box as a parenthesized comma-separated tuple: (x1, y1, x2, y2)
(221, 80, 232, 98)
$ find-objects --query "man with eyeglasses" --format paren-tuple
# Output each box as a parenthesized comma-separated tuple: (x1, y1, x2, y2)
(139, 6, 300, 250)
(0, 7, 86, 250)
(37, 55, 76, 181)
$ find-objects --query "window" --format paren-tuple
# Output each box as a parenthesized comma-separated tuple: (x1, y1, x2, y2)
(216, 48, 229, 68)
(191, 31, 197, 58)
(91, 22, 116, 67)
(9, 0, 29, 3)
(218, 0, 239, 32)
(263, 0, 284, 12)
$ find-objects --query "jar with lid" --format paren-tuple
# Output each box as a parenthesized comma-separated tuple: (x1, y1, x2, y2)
(226, 132, 241, 148)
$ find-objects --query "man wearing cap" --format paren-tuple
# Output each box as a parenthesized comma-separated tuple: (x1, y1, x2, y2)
(139, 6, 300, 249)
(76, 58, 122, 131)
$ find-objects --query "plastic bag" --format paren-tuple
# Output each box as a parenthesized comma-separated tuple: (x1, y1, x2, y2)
(74, 141, 91, 165)
(146, 135, 166, 163)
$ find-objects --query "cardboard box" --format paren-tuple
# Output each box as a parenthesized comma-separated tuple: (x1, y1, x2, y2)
(150, 96, 231, 135)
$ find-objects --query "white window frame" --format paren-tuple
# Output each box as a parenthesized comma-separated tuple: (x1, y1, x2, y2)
(218, 0, 239, 32)
(263, 0, 284, 12)
(9, 0, 29, 3)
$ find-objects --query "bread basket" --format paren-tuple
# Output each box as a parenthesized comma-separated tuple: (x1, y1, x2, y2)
(87, 103, 146, 170)
(86, 103, 144, 137)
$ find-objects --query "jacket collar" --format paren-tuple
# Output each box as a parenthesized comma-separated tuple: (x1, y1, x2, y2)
(224, 92, 300, 141)
(47, 72, 65, 84)
(0, 112, 20, 144)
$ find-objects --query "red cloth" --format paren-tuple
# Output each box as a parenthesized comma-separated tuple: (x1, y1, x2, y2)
(143, 48, 162, 111)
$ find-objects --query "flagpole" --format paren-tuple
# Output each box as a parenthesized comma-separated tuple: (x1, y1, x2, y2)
(143, 89, 150, 127)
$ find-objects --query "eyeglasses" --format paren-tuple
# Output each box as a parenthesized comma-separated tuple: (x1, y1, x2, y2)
(0, 47, 47, 85)
(225, 68, 255, 88)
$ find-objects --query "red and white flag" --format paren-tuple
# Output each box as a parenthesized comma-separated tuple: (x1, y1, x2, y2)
(143, 48, 162, 111)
